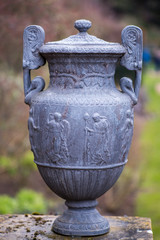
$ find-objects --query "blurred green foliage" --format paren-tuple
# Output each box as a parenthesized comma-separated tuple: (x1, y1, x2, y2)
(16, 189, 47, 214)
(143, 68, 160, 116)
(0, 156, 17, 175)
(0, 151, 36, 177)
(0, 70, 29, 157)
(0, 196, 17, 214)
(136, 70, 160, 239)
(0, 189, 47, 214)
(20, 151, 37, 176)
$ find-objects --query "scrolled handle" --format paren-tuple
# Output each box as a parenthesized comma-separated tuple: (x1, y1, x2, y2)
(120, 25, 143, 105)
(23, 25, 46, 105)
(24, 76, 45, 105)
(120, 77, 137, 105)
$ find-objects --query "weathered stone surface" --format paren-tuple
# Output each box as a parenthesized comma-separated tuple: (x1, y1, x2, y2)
(0, 215, 153, 239)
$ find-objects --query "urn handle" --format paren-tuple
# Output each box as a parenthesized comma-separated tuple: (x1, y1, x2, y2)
(23, 25, 46, 106)
(120, 25, 143, 105)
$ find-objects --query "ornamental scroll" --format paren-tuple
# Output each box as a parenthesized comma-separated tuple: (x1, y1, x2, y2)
(120, 25, 143, 102)
(23, 25, 45, 69)
(121, 25, 143, 71)
(23, 25, 46, 103)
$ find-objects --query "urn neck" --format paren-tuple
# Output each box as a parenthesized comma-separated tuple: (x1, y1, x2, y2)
(65, 200, 98, 209)
(47, 55, 118, 90)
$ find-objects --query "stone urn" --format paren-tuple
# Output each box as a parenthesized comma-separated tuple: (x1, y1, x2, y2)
(23, 19, 143, 236)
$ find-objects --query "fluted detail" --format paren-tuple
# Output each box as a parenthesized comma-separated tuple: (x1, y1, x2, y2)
(37, 166, 124, 200)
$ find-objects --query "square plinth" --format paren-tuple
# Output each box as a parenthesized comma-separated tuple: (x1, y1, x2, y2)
(0, 214, 153, 239)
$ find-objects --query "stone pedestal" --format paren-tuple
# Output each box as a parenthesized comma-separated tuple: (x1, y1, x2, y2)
(0, 214, 153, 239)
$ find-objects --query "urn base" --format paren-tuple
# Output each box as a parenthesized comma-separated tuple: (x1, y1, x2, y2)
(52, 200, 110, 236)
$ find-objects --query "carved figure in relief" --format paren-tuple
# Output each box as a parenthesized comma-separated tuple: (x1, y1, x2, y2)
(46, 112, 70, 164)
(28, 108, 39, 159)
(120, 109, 134, 162)
(84, 113, 110, 165)
(84, 113, 90, 164)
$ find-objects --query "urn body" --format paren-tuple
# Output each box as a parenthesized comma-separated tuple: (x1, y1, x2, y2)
(29, 54, 133, 200)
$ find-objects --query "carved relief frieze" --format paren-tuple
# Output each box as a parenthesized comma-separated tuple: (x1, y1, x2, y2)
(28, 107, 40, 159)
(45, 112, 70, 165)
(84, 113, 110, 166)
(30, 110, 112, 167)
(120, 109, 134, 162)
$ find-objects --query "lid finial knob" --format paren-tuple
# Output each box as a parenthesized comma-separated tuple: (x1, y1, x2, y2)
(74, 19, 92, 33)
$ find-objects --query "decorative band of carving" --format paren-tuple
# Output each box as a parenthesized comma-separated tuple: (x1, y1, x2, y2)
(32, 97, 129, 106)
(34, 159, 128, 169)
(50, 72, 114, 89)
(50, 73, 114, 79)
(40, 44, 125, 54)
(47, 55, 119, 63)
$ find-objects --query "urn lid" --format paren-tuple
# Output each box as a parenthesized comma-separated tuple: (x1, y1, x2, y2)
(40, 19, 126, 55)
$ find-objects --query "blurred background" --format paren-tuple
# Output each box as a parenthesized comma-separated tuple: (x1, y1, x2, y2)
(0, 0, 160, 238)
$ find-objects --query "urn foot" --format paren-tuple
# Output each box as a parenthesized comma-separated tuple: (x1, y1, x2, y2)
(52, 200, 110, 236)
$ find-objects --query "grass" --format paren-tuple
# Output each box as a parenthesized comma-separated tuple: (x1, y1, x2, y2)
(135, 69, 160, 239)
